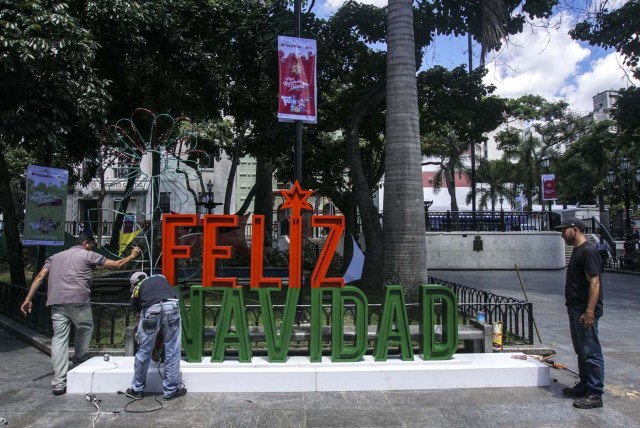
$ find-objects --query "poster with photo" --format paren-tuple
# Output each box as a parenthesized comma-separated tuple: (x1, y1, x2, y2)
(277, 36, 317, 123)
(22, 165, 68, 246)
(541, 173, 558, 201)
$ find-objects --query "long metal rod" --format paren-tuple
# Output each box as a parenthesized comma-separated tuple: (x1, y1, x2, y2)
(468, 33, 476, 228)
(294, 0, 303, 185)
(515, 264, 543, 343)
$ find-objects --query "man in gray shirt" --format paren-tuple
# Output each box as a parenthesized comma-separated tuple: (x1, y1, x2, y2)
(21, 233, 141, 395)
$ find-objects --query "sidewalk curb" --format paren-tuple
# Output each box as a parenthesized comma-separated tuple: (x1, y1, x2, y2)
(0, 313, 52, 356)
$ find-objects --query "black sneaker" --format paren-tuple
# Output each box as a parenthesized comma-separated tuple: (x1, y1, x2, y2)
(52, 387, 66, 396)
(163, 387, 187, 400)
(125, 388, 144, 400)
(573, 393, 603, 409)
(562, 381, 588, 397)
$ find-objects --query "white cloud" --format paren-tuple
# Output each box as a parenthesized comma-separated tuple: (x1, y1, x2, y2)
(561, 52, 638, 114)
(484, 15, 589, 102)
(320, 0, 386, 16)
(318, 2, 638, 114)
(484, 13, 638, 113)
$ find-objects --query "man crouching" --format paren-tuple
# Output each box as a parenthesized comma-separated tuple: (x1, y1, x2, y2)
(125, 272, 187, 400)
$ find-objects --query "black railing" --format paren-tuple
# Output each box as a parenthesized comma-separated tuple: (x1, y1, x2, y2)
(425, 211, 560, 232)
(0, 277, 534, 348)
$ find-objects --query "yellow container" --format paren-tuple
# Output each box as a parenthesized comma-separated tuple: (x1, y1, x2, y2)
(492, 321, 503, 351)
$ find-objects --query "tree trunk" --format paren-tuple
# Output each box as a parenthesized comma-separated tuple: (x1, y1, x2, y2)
(224, 152, 239, 215)
(444, 165, 459, 212)
(383, 0, 428, 302)
(345, 87, 385, 291)
(106, 169, 140, 253)
(0, 148, 26, 287)
(225, 121, 249, 215)
(254, 158, 274, 249)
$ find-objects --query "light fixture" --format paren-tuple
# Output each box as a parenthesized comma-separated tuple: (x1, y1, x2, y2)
(540, 157, 549, 169)
(606, 169, 617, 185)
(620, 157, 631, 172)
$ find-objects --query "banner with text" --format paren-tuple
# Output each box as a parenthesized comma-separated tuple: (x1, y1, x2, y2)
(23, 165, 68, 246)
(541, 173, 558, 201)
(277, 36, 317, 123)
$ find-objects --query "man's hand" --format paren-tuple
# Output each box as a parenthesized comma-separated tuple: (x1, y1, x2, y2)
(20, 300, 32, 316)
(131, 246, 142, 257)
(580, 311, 595, 328)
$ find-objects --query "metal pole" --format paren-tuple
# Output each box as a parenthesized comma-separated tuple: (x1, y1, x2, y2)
(294, 0, 303, 185)
(468, 33, 476, 228)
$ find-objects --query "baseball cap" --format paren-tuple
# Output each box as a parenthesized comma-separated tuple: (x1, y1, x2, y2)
(554, 218, 587, 232)
(129, 271, 147, 286)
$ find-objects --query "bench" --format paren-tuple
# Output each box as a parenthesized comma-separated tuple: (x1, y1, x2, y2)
(124, 319, 492, 356)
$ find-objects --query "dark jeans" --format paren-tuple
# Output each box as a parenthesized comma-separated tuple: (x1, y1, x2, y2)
(568, 307, 605, 396)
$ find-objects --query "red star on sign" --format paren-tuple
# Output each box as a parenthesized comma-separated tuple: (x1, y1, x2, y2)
(280, 180, 313, 216)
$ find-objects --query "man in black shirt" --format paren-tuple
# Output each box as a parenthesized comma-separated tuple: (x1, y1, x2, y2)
(555, 218, 604, 409)
(125, 272, 186, 400)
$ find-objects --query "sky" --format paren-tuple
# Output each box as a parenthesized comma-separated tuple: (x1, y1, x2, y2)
(315, 0, 638, 115)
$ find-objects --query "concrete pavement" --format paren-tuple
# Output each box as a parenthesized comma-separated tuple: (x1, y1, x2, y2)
(1, 269, 639, 427)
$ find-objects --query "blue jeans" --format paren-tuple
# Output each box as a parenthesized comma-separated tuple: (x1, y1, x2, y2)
(131, 301, 182, 397)
(568, 307, 605, 396)
(50, 304, 94, 391)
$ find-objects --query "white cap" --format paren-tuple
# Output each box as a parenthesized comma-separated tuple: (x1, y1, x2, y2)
(129, 271, 147, 286)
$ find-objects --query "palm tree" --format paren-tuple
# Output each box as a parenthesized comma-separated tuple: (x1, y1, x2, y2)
(383, 0, 428, 301)
(422, 130, 470, 212)
(467, 158, 511, 211)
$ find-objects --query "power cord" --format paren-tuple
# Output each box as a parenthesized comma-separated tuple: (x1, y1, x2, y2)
(117, 391, 164, 413)
(85, 395, 119, 428)
(85, 358, 119, 394)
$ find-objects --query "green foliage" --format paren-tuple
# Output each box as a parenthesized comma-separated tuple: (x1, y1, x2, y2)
(612, 88, 640, 137)
(0, 0, 110, 159)
(418, 65, 506, 142)
(570, 0, 640, 78)
(418, 65, 506, 211)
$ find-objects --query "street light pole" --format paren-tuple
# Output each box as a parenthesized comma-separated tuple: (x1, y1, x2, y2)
(424, 200, 433, 231)
(197, 179, 221, 215)
(606, 157, 640, 268)
(499, 196, 504, 231)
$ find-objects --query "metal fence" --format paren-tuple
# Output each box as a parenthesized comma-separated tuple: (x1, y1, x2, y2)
(425, 211, 560, 232)
(0, 277, 533, 349)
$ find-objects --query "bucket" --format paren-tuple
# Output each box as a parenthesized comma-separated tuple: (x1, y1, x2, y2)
(492, 321, 503, 351)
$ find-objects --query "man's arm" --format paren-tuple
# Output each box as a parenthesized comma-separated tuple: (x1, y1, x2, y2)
(579, 272, 600, 328)
(102, 246, 142, 269)
(20, 267, 49, 315)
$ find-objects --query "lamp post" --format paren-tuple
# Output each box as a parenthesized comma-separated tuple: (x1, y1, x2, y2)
(424, 200, 433, 231)
(606, 157, 640, 268)
(196, 180, 221, 214)
(498, 196, 505, 231)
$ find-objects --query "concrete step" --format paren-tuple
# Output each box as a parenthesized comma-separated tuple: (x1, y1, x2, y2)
(68, 354, 550, 393)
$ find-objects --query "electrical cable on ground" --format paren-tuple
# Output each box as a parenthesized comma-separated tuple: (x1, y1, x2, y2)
(88, 397, 119, 428)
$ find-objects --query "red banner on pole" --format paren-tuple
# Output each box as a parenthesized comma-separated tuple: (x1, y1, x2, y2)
(541, 174, 558, 201)
(277, 36, 317, 123)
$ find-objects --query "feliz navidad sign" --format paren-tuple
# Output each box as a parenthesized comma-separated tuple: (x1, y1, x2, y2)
(161, 182, 459, 363)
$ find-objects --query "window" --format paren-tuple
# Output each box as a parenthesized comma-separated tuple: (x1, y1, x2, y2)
(160, 192, 171, 213)
(114, 157, 135, 179)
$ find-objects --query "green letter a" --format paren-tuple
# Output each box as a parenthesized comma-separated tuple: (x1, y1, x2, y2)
(211, 287, 252, 362)
(373, 285, 413, 361)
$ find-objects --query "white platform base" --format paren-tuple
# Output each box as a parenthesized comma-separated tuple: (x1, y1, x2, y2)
(68, 353, 549, 394)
